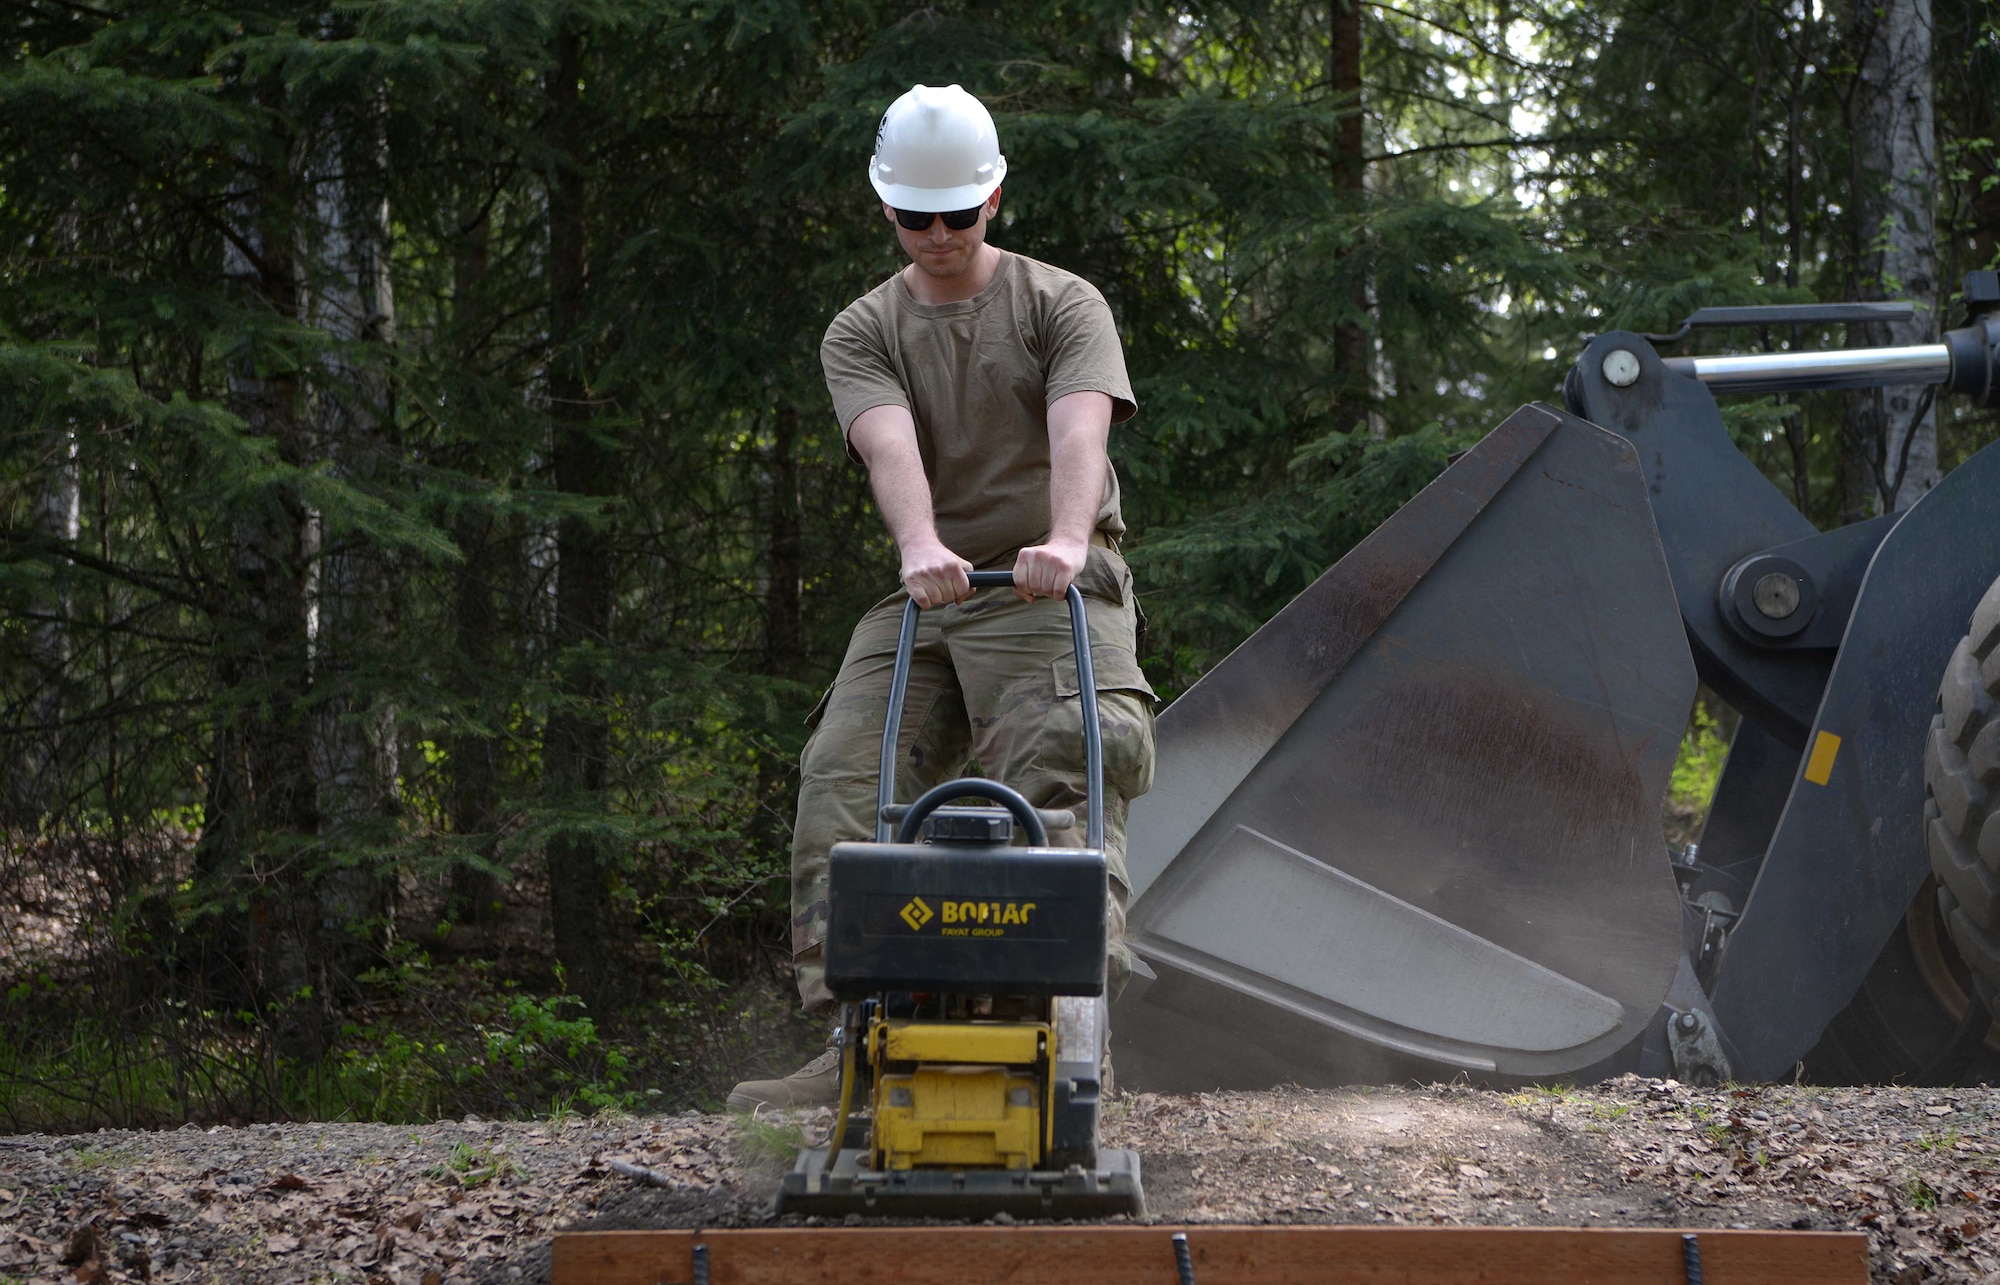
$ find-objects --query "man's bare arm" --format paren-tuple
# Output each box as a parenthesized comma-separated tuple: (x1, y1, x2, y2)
(849, 404, 973, 607)
(1013, 390, 1113, 600)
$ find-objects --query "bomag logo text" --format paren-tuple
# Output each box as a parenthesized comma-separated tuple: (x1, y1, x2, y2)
(900, 898, 1038, 936)
(941, 901, 1034, 926)
(932, 900, 1036, 937)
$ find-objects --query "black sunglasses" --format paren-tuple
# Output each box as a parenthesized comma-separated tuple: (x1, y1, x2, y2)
(894, 205, 983, 231)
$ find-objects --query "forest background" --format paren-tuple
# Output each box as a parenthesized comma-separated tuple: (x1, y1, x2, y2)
(0, 0, 1995, 1131)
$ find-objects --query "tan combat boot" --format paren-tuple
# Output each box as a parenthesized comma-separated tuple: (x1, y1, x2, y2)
(726, 1046, 841, 1112)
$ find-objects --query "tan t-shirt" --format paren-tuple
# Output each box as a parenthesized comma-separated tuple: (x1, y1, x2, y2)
(820, 250, 1137, 570)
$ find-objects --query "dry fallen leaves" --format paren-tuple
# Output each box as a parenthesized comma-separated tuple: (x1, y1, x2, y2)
(2, 1081, 1998, 1282)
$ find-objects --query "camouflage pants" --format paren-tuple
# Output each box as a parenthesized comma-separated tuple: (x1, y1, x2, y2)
(791, 545, 1157, 1013)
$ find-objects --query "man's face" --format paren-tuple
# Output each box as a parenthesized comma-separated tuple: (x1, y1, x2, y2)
(884, 189, 1001, 279)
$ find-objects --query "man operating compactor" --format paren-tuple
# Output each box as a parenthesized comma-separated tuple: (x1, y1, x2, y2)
(728, 83, 1157, 1111)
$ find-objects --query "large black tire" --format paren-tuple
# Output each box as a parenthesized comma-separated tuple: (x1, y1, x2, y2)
(1802, 877, 2000, 1084)
(1930, 573, 2000, 1005)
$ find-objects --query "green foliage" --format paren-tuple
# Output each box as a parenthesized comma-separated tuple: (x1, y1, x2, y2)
(0, 941, 819, 1131)
(1670, 704, 1733, 820)
(733, 1114, 809, 1171)
(0, 972, 568, 1130)
(292, 954, 640, 1121)
(433, 1139, 525, 1189)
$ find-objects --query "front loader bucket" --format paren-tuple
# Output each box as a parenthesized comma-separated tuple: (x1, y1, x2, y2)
(1113, 404, 1696, 1089)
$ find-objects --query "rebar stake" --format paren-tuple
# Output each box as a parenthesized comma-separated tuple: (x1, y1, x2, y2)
(692, 1241, 710, 1285)
(1172, 1231, 1195, 1285)
(1682, 1232, 1703, 1285)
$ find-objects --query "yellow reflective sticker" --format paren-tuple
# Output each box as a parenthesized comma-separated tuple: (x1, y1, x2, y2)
(1804, 730, 1841, 786)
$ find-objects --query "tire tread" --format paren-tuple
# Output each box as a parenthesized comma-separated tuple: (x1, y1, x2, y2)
(1930, 807, 2000, 926)
(1931, 717, 1984, 836)
(1971, 577, 2000, 661)
(1930, 571, 2000, 1017)
(1944, 639, 1993, 745)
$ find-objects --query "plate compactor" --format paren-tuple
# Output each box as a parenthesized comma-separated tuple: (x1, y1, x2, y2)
(777, 571, 1145, 1219)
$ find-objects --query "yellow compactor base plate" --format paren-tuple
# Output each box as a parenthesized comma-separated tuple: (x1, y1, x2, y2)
(870, 1021, 1050, 1172)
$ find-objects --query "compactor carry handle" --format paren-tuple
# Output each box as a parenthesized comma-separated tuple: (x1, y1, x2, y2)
(875, 570, 1105, 850)
(878, 799, 1077, 836)
(892, 779, 1052, 846)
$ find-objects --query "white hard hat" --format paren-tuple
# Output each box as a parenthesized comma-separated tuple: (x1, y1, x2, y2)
(869, 84, 1008, 211)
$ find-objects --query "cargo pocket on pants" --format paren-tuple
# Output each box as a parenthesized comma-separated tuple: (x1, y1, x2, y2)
(1052, 647, 1158, 802)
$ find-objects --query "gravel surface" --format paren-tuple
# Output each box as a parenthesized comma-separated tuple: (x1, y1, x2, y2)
(4, 1075, 1995, 1283)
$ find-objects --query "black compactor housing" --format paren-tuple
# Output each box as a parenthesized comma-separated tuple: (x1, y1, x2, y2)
(778, 571, 1141, 1220)
(822, 840, 1108, 999)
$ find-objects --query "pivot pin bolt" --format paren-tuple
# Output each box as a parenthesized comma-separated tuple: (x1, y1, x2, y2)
(1602, 349, 1643, 387)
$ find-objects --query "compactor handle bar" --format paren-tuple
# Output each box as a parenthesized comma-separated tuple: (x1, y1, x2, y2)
(874, 571, 1105, 851)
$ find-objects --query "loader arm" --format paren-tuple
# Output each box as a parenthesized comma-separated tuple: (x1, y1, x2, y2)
(1569, 324, 2000, 1082)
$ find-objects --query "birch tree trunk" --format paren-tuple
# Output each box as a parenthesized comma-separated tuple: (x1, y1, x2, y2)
(302, 97, 400, 1005)
(446, 209, 506, 935)
(6, 423, 78, 827)
(542, 21, 620, 1008)
(446, 510, 505, 931)
(7, 193, 85, 828)
(1842, 0, 1940, 517)
(198, 115, 321, 1012)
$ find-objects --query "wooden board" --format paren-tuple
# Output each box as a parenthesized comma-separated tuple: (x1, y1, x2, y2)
(552, 1225, 1868, 1285)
